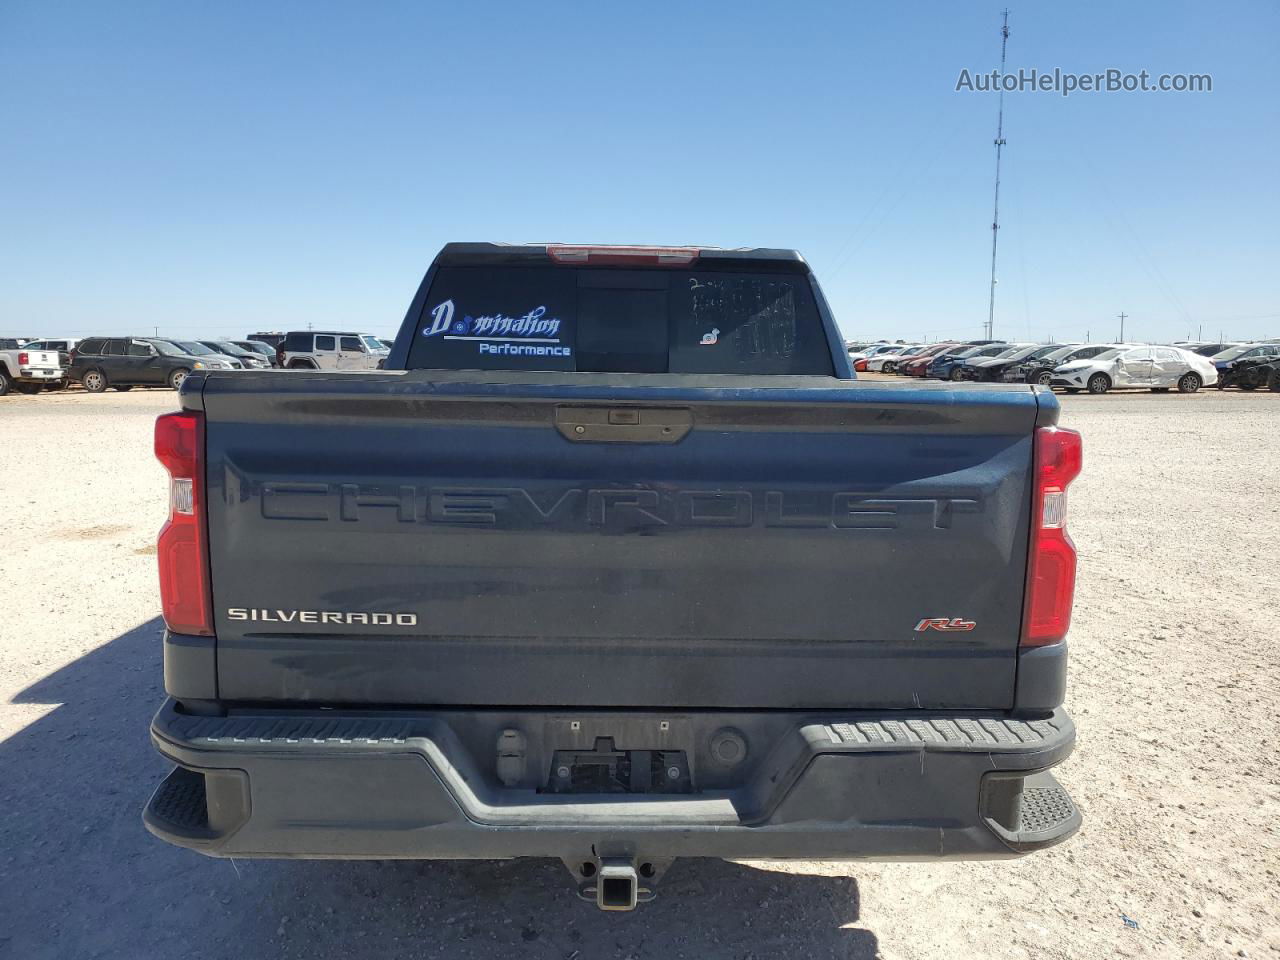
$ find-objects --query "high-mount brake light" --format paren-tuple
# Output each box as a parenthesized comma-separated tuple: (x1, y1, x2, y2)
(546, 244, 701, 266)
(154, 411, 212, 636)
(1021, 426, 1083, 648)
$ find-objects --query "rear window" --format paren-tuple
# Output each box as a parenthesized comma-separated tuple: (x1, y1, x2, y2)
(405, 265, 833, 375)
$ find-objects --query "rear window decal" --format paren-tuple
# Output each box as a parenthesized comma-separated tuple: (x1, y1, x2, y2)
(425, 300, 563, 341)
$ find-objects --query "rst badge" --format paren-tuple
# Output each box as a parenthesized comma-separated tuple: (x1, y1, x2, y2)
(914, 617, 976, 632)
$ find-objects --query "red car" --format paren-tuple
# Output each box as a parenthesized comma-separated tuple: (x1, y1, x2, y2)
(900, 342, 958, 377)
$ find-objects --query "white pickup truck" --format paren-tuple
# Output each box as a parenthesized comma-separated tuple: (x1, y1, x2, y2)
(0, 339, 65, 395)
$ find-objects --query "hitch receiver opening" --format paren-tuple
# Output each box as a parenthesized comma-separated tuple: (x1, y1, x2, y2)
(596, 859, 639, 911)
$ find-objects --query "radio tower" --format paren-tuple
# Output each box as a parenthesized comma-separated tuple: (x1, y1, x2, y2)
(985, 10, 1010, 341)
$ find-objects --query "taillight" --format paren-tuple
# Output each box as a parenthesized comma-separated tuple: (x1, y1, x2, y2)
(155, 411, 212, 635)
(546, 244, 700, 266)
(1022, 426, 1083, 647)
(18, 351, 28, 365)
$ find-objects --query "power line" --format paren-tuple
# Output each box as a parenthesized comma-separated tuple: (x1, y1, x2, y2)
(985, 9, 1010, 341)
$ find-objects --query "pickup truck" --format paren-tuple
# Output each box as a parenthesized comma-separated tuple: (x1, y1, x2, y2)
(143, 243, 1082, 911)
(0, 338, 65, 395)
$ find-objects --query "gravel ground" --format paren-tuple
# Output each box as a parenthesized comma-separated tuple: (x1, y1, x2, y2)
(1, 386, 1277, 960)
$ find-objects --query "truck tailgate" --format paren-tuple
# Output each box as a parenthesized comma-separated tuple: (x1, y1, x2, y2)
(199, 371, 1042, 710)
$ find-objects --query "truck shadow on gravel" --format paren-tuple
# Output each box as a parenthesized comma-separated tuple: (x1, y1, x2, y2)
(1, 618, 879, 960)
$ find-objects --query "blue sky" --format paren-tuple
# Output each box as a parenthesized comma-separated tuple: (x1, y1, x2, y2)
(1, 0, 1276, 345)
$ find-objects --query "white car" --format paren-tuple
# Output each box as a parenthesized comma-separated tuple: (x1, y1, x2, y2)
(852, 343, 907, 366)
(1050, 345, 1218, 395)
(866, 344, 923, 372)
(845, 341, 889, 362)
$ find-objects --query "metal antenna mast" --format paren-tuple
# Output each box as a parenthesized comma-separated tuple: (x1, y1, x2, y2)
(985, 10, 1010, 341)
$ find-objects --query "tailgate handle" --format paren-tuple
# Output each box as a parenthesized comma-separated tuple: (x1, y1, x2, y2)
(555, 406, 692, 444)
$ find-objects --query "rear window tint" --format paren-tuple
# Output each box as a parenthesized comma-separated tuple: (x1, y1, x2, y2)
(406, 266, 833, 375)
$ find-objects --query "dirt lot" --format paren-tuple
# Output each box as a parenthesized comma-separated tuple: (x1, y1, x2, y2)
(1, 386, 1277, 960)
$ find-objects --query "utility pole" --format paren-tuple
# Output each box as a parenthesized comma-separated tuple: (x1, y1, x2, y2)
(985, 10, 1010, 342)
(1118, 311, 1128, 342)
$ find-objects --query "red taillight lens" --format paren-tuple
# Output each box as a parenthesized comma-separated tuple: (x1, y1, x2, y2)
(546, 244, 700, 266)
(18, 351, 28, 365)
(155, 411, 212, 635)
(1022, 426, 1083, 647)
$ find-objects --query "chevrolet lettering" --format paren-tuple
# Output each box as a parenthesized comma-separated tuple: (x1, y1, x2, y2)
(260, 483, 983, 531)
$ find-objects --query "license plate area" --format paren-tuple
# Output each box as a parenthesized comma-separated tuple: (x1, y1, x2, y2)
(543, 737, 692, 795)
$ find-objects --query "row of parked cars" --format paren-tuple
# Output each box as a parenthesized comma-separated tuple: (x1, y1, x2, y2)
(845, 338, 1280, 394)
(0, 330, 392, 396)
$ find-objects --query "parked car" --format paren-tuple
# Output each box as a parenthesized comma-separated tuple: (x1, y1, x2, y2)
(165, 340, 246, 369)
(898, 342, 960, 377)
(0, 337, 65, 395)
(19, 337, 80, 369)
(277, 331, 390, 369)
(866, 344, 924, 373)
(963, 343, 1068, 383)
(199, 340, 271, 369)
(1216, 350, 1280, 391)
(925, 343, 1009, 380)
(1184, 342, 1239, 357)
(232, 340, 281, 366)
(246, 331, 286, 348)
(852, 344, 905, 372)
(1050, 345, 1218, 394)
(954, 343, 1037, 381)
(1003, 344, 1126, 386)
(143, 242, 1081, 909)
(69, 337, 233, 392)
(845, 341, 890, 362)
(1209, 343, 1280, 378)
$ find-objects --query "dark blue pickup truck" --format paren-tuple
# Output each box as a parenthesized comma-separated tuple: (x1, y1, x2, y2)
(144, 243, 1081, 910)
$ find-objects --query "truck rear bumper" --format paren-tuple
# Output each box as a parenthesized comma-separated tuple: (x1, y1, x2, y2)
(145, 698, 1079, 864)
